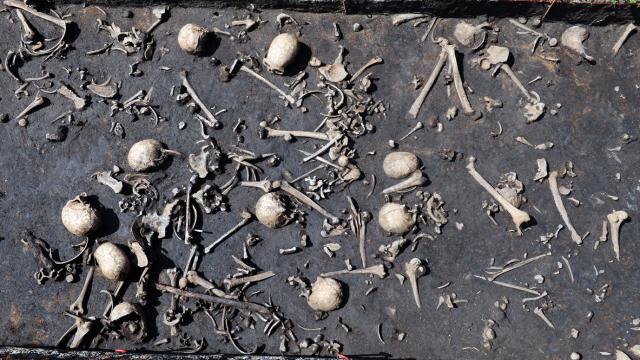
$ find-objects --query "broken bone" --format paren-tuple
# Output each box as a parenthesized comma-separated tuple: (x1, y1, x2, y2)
(204, 210, 253, 253)
(224, 271, 275, 289)
(180, 71, 221, 128)
(466, 157, 531, 234)
(561, 26, 594, 63)
(320, 264, 387, 279)
(408, 46, 447, 118)
(349, 56, 384, 83)
(69, 266, 94, 316)
(239, 65, 296, 106)
(57, 83, 87, 111)
(184, 271, 227, 297)
(92, 170, 124, 193)
(15, 95, 47, 121)
(548, 171, 582, 244)
(613, 23, 637, 56)
(607, 210, 629, 261)
(405, 258, 425, 308)
(382, 170, 427, 195)
(259, 122, 329, 141)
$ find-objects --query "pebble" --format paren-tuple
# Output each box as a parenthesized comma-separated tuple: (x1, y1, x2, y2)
(353, 23, 363, 32)
(178, 121, 186, 130)
(17, 118, 28, 127)
(570, 352, 581, 360)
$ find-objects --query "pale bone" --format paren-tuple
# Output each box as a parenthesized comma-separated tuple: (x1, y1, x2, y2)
(616, 350, 632, 360)
(92, 170, 123, 193)
(69, 266, 94, 316)
(599, 220, 608, 242)
(15, 95, 46, 120)
(321, 264, 387, 279)
(398, 122, 424, 141)
(185, 270, 227, 297)
(405, 258, 424, 308)
(440, 39, 474, 115)
(204, 210, 254, 253)
(15, 9, 37, 42)
(239, 65, 296, 105)
(466, 156, 531, 234)
(561, 26, 594, 62)
(392, 14, 428, 26)
(548, 171, 582, 244)
(533, 307, 555, 328)
(349, 56, 383, 83)
(87, 77, 118, 98)
(180, 71, 220, 128)
(382, 170, 427, 194)
(57, 84, 86, 110)
(607, 210, 629, 261)
(533, 158, 548, 182)
(613, 23, 637, 56)
(224, 271, 275, 289)
(4, 0, 68, 57)
(453, 21, 489, 49)
(486, 252, 550, 281)
(301, 136, 340, 163)
(260, 123, 329, 141)
(240, 179, 340, 223)
(408, 47, 447, 118)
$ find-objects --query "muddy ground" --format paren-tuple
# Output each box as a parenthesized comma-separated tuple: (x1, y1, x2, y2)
(0, 5, 639, 360)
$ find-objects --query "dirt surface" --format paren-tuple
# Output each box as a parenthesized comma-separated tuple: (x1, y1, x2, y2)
(0, 5, 639, 360)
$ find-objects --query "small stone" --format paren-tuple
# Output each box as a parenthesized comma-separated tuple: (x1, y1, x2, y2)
(550, 109, 558, 115)
(531, 17, 542, 27)
(518, 17, 527, 24)
(353, 23, 363, 32)
(548, 38, 558, 47)
(17, 118, 28, 127)
(178, 121, 186, 130)
(570, 328, 579, 338)
(570, 352, 581, 360)
(534, 274, 545, 284)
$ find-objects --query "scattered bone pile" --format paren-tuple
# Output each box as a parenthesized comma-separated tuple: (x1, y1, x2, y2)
(4, 3, 638, 359)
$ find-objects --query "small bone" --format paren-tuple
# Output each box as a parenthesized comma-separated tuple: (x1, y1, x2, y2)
(239, 66, 296, 105)
(320, 264, 387, 279)
(224, 271, 275, 289)
(145, 6, 169, 34)
(533, 158, 548, 182)
(561, 26, 594, 63)
(301, 136, 340, 163)
(4, 0, 69, 29)
(57, 83, 87, 111)
(64, 312, 96, 348)
(613, 23, 637, 56)
(204, 210, 254, 253)
(69, 266, 94, 316)
(260, 122, 329, 141)
(92, 170, 123, 193)
(408, 47, 447, 118)
(15, 95, 46, 120)
(398, 122, 424, 141)
(349, 56, 383, 83)
(185, 271, 227, 297)
(440, 39, 475, 115)
(533, 307, 555, 329)
(466, 157, 530, 234)
(548, 171, 582, 244)
(405, 258, 425, 308)
(181, 71, 221, 128)
(599, 220, 608, 242)
(279, 181, 340, 224)
(607, 210, 629, 261)
(382, 170, 427, 194)
(392, 14, 428, 26)
(15, 9, 38, 43)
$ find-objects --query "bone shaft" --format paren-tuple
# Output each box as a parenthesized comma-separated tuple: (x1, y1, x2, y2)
(349, 57, 382, 82)
(302, 137, 338, 163)
(613, 24, 637, 55)
(181, 73, 219, 126)
(500, 64, 534, 102)
(240, 66, 296, 105)
(270, 129, 329, 141)
(408, 49, 448, 118)
(155, 282, 272, 315)
(4, 0, 68, 28)
(409, 277, 421, 308)
(205, 218, 250, 253)
(548, 171, 582, 244)
(227, 271, 275, 287)
(279, 181, 339, 223)
(444, 45, 474, 114)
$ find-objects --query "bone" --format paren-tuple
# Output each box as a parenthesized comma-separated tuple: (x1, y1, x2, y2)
(405, 258, 424, 308)
(69, 266, 94, 316)
(224, 271, 275, 289)
(57, 83, 86, 110)
(548, 171, 582, 244)
(533, 307, 555, 329)
(392, 14, 428, 26)
(4, 0, 69, 29)
(533, 158, 548, 182)
(279, 181, 340, 224)
(155, 282, 272, 315)
(15, 9, 38, 43)
(239, 65, 296, 105)
(301, 136, 340, 163)
(561, 26, 594, 63)
(64, 312, 96, 348)
(607, 210, 629, 261)
(408, 47, 447, 118)
(185, 271, 227, 297)
(320, 264, 387, 279)
(498, 64, 535, 103)
(441, 40, 474, 115)
(260, 123, 330, 141)
(398, 122, 424, 141)
(180, 71, 221, 128)
(15, 95, 46, 120)
(466, 157, 531, 233)
(349, 56, 383, 83)
(382, 170, 427, 194)
(204, 210, 254, 253)
(613, 23, 637, 56)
